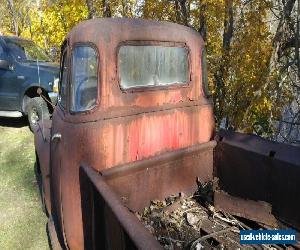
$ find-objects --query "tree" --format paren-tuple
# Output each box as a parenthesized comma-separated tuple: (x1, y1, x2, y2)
(0, 0, 297, 142)
(270, 0, 300, 144)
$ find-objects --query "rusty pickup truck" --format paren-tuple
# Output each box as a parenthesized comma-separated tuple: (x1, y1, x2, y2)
(33, 18, 300, 249)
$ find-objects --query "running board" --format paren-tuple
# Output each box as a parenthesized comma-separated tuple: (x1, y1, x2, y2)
(0, 111, 23, 118)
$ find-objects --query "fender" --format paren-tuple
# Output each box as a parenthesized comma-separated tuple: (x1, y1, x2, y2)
(34, 119, 52, 214)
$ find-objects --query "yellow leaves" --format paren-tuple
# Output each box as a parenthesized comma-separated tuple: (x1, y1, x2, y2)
(19, 0, 88, 54)
(214, 0, 275, 133)
(0, 0, 280, 135)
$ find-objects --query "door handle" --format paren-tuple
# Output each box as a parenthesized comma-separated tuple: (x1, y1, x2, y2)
(51, 133, 62, 142)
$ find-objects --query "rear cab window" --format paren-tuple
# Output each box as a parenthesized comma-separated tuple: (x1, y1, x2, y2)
(70, 45, 98, 112)
(118, 43, 190, 90)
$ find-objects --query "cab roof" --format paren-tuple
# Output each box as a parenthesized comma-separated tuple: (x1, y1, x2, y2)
(67, 18, 203, 46)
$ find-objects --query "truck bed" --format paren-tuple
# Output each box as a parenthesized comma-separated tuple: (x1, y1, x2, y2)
(79, 133, 300, 249)
(80, 165, 299, 249)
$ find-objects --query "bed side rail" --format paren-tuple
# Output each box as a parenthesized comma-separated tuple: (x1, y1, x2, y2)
(79, 165, 162, 250)
(215, 129, 300, 230)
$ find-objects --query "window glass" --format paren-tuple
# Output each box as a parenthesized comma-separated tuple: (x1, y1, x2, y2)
(5, 40, 50, 62)
(201, 49, 210, 96)
(58, 50, 68, 108)
(118, 45, 189, 89)
(71, 46, 98, 112)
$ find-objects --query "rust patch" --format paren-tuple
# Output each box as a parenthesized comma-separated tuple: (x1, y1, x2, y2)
(214, 191, 278, 228)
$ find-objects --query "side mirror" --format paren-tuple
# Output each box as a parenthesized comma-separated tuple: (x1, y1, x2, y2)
(0, 60, 11, 70)
(50, 47, 57, 60)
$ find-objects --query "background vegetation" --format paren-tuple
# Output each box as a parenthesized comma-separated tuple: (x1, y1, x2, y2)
(0, 0, 299, 143)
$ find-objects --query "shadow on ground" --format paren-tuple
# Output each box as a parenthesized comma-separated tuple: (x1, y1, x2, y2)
(0, 117, 28, 128)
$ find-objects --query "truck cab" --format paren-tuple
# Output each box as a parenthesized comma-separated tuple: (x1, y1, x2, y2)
(34, 18, 214, 249)
(0, 36, 59, 130)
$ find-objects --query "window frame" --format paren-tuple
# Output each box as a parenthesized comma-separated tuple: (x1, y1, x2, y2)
(69, 42, 99, 115)
(0, 43, 4, 58)
(58, 44, 69, 111)
(117, 41, 191, 93)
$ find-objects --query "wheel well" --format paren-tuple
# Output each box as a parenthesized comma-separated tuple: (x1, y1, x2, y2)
(23, 87, 54, 114)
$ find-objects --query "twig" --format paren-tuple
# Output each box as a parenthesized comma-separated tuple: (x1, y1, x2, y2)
(222, 212, 251, 230)
(182, 207, 203, 214)
(160, 236, 184, 243)
(190, 226, 237, 249)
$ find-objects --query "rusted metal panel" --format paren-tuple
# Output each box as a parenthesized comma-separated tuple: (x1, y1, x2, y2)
(101, 141, 216, 212)
(271, 158, 300, 230)
(214, 191, 278, 227)
(215, 130, 300, 230)
(80, 165, 163, 250)
(214, 140, 272, 203)
(34, 119, 52, 214)
(93, 105, 214, 169)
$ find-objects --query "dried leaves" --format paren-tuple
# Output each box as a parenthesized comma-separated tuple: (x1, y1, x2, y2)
(136, 181, 243, 249)
(136, 193, 206, 249)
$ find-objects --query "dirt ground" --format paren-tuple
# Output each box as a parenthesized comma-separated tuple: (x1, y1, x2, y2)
(0, 117, 48, 249)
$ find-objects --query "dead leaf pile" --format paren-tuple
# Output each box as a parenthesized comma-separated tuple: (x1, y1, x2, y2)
(135, 189, 233, 250)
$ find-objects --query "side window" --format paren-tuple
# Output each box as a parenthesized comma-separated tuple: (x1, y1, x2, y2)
(201, 49, 210, 96)
(0, 44, 4, 59)
(70, 46, 98, 112)
(58, 50, 68, 108)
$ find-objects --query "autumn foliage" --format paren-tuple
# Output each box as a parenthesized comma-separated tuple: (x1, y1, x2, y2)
(0, 0, 299, 140)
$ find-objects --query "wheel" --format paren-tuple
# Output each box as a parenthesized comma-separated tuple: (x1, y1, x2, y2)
(26, 97, 50, 132)
(34, 162, 48, 215)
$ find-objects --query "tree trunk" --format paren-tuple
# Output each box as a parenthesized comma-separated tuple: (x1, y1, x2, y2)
(26, 6, 33, 39)
(214, 0, 234, 123)
(199, 0, 207, 41)
(7, 0, 19, 36)
(223, 0, 234, 51)
(103, 0, 111, 17)
(175, 0, 180, 23)
(85, 0, 96, 19)
(174, 0, 189, 26)
(36, 0, 49, 50)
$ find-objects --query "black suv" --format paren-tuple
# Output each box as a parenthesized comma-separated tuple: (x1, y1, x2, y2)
(0, 36, 59, 130)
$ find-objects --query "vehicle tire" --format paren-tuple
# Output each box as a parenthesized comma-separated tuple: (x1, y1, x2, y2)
(47, 217, 63, 250)
(34, 162, 48, 215)
(27, 97, 50, 132)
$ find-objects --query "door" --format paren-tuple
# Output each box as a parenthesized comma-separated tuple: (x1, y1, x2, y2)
(49, 46, 69, 247)
(0, 43, 21, 111)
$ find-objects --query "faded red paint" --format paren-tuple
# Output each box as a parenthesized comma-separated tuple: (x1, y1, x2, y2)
(93, 105, 214, 168)
(35, 18, 215, 250)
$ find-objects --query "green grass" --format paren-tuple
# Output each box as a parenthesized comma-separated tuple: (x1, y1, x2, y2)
(0, 119, 48, 250)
